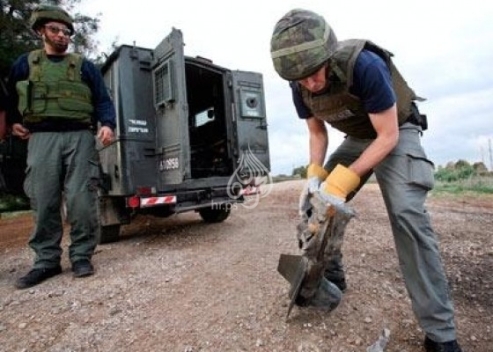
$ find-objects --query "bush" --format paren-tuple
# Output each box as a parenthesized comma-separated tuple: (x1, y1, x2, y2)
(434, 175, 493, 194)
(435, 161, 475, 182)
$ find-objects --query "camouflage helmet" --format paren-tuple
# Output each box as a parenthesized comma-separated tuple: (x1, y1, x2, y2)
(270, 9, 337, 81)
(29, 5, 74, 35)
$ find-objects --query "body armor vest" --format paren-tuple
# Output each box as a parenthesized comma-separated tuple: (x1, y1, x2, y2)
(300, 40, 423, 139)
(16, 50, 93, 124)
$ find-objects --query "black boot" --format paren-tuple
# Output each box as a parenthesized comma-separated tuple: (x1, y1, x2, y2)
(324, 262, 347, 292)
(424, 336, 463, 352)
(324, 272, 347, 292)
(15, 266, 62, 289)
(72, 259, 94, 278)
(295, 278, 342, 311)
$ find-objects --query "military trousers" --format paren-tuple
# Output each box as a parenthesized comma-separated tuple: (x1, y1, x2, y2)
(324, 122, 456, 342)
(24, 130, 100, 269)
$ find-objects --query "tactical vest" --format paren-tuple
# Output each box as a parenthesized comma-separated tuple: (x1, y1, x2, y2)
(300, 39, 423, 139)
(16, 50, 94, 124)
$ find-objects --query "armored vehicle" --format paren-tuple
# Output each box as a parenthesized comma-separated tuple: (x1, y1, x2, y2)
(97, 28, 270, 243)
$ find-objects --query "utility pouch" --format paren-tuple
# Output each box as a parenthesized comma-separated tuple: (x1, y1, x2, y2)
(26, 80, 33, 114)
(410, 102, 428, 131)
(420, 113, 428, 130)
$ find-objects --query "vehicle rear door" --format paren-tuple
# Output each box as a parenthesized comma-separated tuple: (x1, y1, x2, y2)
(152, 28, 190, 187)
(230, 71, 270, 177)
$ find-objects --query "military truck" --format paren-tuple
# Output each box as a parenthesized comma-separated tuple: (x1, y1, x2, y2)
(97, 28, 270, 243)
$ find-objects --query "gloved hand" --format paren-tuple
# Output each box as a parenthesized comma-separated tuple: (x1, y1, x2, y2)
(312, 164, 360, 216)
(299, 163, 329, 217)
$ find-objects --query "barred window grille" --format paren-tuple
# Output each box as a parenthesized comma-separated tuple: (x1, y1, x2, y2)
(154, 61, 173, 107)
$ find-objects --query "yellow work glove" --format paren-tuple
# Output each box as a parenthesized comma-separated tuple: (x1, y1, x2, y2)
(311, 164, 359, 218)
(307, 163, 329, 182)
(322, 164, 360, 200)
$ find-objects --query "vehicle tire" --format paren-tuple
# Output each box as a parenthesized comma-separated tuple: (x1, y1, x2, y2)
(198, 206, 231, 223)
(99, 224, 121, 244)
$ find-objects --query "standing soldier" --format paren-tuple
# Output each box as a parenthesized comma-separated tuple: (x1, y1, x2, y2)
(270, 9, 462, 352)
(7, 5, 116, 289)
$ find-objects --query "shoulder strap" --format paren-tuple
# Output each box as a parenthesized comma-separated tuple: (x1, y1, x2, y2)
(330, 39, 368, 86)
(27, 50, 84, 82)
(27, 49, 44, 81)
(66, 53, 83, 82)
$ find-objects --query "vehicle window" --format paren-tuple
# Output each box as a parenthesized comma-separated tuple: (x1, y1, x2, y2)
(194, 107, 215, 127)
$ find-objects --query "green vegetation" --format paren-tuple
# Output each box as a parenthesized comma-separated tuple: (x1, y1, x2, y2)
(433, 176, 493, 195)
(286, 159, 493, 194)
(0, 193, 30, 213)
(292, 165, 307, 178)
(433, 160, 493, 194)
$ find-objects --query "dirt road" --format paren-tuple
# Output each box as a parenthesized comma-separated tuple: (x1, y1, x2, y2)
(1, 180, 492, 352)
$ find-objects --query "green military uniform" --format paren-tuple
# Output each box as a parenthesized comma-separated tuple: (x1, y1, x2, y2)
(18, 51, 99, 268)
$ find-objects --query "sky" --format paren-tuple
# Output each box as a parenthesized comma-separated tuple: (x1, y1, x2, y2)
(78, 0, 493, 175)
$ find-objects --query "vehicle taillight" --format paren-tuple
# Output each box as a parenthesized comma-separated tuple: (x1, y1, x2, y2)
(127, 196, 140, 208)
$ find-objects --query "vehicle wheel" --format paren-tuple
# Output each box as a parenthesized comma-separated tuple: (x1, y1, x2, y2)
(198, 206, 231, 223)
(99, 224, 121, 244)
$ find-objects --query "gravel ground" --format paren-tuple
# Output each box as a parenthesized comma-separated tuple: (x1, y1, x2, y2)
(0, 180, 492, 352)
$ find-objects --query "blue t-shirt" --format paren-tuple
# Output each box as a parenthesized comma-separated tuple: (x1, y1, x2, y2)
(290, 49, 396, 119)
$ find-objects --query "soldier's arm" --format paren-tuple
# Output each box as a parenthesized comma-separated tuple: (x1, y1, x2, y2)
(349, 103, 399, 177)
(306, 117, 328, 167)
(347, 51, 399, 177)
(81, 59, 116, 130)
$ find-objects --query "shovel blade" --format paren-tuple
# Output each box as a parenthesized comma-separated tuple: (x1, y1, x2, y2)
(277, 253, 308, 318)
(277, 254, 303, 283)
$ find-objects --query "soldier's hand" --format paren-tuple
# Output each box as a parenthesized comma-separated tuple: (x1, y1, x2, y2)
(321, 164, 360, 200)
(97, 126, 114, 147)
(312, 164, 360, 218)
(312, 186, 355, 219)
(11, 123, 30, 139)
(299, 163, 329, 217)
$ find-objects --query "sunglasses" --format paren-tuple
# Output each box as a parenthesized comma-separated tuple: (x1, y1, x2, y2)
(44, 25, 72, 37)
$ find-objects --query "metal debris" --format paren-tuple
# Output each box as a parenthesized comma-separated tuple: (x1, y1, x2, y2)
(367, 328, 390, 352)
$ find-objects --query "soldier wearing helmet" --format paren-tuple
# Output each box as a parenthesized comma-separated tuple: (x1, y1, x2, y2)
(6, 5, 116, 289)
(30, 5, 75, 36)
(271, 9, 462, 352)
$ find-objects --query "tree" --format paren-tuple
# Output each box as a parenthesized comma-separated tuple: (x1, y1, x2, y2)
(472, 162, 488, 175)
(0, 0, 101, 78)
(454, 159, 471, 169)
(292, 165, 307, 178)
